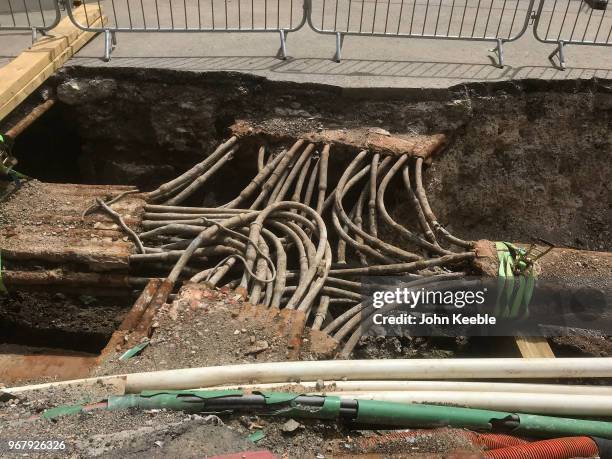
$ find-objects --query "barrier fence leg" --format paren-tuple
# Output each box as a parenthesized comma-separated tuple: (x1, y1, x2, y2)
(31, 27, 37, 45)
(334, 32, 342, 62)
(279, 29, 288, 60)
(548, 40, 566, 70)
(103, 29, 116, 62)
(490, 38, 504, 68)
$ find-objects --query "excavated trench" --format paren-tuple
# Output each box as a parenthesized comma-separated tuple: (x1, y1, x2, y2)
(0, 69, 611, 382)
(13, 70, 611, 250)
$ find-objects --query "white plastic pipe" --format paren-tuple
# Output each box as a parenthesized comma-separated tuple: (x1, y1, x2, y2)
(124, 358, 612, 392)
(203, 380, 612, 396)
(7, 358, 612, 396)
(322, 391, 612, 416)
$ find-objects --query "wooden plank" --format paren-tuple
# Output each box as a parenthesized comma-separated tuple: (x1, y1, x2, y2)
(0, 9, 106, 121)
(0, 6, 101, 108)
(515, 336, 556, 358)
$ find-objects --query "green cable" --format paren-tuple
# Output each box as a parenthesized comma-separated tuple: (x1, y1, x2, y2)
(495, 242, 535, 319)
(0, 133, 29, 184)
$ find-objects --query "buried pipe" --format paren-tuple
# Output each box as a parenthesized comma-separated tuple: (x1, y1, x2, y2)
(302, 157, 319, 210)
(199, 380, 612, 396)
(42, 391, 612, 439)
(310, 390, 612, 416)
(250, 140, 305, 209)
(328, 252, 475, 276)
(165, 145, 238, 206)
(1, 358, 598, 396)
(483, 437, 601, 459)
(0, 270, 147, 289)
(377, 155, 449, 255)
(147, 136, 238, 202)
(93, 198, 145, 253)
(335, 150, 422, 262)
(402, 163, 438, 245)
(223, 145, 285, 209)
(120, 358, 612, 392)
(135, 137, 476, 313)
(413, 157, 473, 249)
(6, 358, 612, 397)
(5, 99, 56, 138)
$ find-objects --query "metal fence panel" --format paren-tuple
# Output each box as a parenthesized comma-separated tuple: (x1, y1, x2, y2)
(0, 0, 61, 37)
(67, 0, 305, 32)
(66, 0, 307, 60)
(533, 0, 611, 68)
(307, 0, 535, 65)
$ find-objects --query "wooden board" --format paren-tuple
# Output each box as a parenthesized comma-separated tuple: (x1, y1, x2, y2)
(0, 7, 105, 120)
(0, 183, 144, 272)
(515, 336, 555, 358)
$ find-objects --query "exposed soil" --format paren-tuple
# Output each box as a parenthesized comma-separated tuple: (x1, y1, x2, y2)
(0, 72, 610, 457)
(0, 386, 484, 458)
(0, 180, 90, 231)
(0, 291, 125, 352)
(7, 69, 607, 252)
(95, 285, 309, 377)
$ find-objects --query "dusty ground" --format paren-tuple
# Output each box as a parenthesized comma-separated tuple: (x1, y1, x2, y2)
(0, 180, 91, 232)
(95, 285, 302, 377)
(0, 284, 488, 457)
(0, 388, 484, 458)
(0, 291, 126, 352)
(0, 273, 607, 457)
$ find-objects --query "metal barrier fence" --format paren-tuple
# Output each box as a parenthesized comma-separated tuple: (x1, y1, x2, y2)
(306, 0, 536, 66)
(0, 0, 62, 41)
(2, 0, 610, 69)
(533, 0, 611, 68)
(65, 0, 307, 60)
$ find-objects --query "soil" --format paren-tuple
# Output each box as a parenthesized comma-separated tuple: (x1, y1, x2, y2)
(0, 400, 253, 458)
(0, 180, 85, 230)
(0, 291, 126, 352)
(0, 71, 610, 457)
(12, 69, 608, 252)
(96, 284, 310, 377)
(0, 388, 484, 458)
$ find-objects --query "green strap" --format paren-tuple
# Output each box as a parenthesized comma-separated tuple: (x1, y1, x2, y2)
(494, 242, 535, 319)
(0, 134, 28, 183)
(42, 404, 84, 419)
(266, 392, 342, 419)
(118, 341, 150, 360)
(0, 251, 7, 294)
(0, 163, 28, 179)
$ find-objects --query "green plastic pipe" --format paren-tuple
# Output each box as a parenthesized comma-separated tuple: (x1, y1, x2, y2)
(107, 390, 244, 411)
(355, 399, 511, 431)
(517, 413, 612, 439)
(53, 390, 612, 439)
(354, 399, 612, 439)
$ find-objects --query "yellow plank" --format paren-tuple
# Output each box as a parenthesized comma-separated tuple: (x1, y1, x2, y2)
(0, 15, 106, 121)
(515, 336, 556, 358)
(0, 5, 102, 110)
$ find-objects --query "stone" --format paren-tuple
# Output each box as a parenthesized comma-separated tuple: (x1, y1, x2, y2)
(281, 419, 303, 433)
(57, 78, 117, 105)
